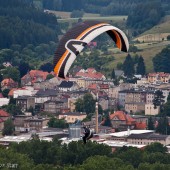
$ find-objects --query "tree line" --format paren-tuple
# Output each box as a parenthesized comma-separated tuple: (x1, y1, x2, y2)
(0, 0, 61, 72)
(42, 0, 168, 37)
(127, 1, 165, 36)
(153, 46, 170, 73)
(0, 42, 57, 69)
(42, 0, 170, 16)
(117, 54, 146, 78)
(0, 137, 168, 170)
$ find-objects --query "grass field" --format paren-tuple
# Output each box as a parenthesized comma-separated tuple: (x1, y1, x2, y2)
(58, 16, 127, 23)
(134, 15, 170, 42)
(46, 10, 127, 24)
(46, 10, 100, 19)
(105, 40, 170, 73)
(144, 15, 170, 34)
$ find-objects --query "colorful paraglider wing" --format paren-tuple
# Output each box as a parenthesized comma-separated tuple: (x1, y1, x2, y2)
(54, 20, 129, 78)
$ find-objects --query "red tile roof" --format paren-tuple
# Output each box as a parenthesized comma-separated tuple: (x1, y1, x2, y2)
(0, 118, 4, 123)
(148, 72, 170, 77)
(21, 70, 49, 81)
(0, 110, 10, 117)
(158, 72, 170, 77)
(87, 42, 97, 47)
(8, 88, 18, 96)
(1, 78, 15, 86)
(110, 111, 125, 120)
(0, 93, 4, 98)
(8, 88, 25, 96)
(75, 68, 105, 79)
(135, 122, 147, 130)
(99, 84, 109, 89)
(91, 90, 108, 98)
(110, 111, 135, 125)
(88, 83, 97, 90)
(87, 68, 96, 73)
(148, 73, 157, 77)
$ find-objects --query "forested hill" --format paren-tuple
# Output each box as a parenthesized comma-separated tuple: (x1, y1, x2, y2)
(42, 0, 170, 15)
(0, 0, 60, 49)
(42, 0, 168, 36)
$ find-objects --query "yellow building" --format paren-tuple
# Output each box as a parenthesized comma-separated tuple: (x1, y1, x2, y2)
(68, 98, 77, 112)
(76, 78, 86, 88)
(58, 112, 87, 123)
(125, 103, 145, 114)
(148, 72, 170, 83)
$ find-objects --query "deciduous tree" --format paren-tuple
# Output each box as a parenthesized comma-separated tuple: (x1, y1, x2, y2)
(2, 119, 15, 136)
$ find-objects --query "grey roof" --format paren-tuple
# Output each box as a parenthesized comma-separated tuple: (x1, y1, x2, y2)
(127, 133, 168, 140)
(60, 112, 86, 116)
(44, 100, 63, 104)
(16, 96, 34, 100)
(131, 115, 148, 119)
(35, 89, 58, 97)
(125, 102, 145, 105)
(69, 89, 88, 94)
(119, 89, 155, 94)
(98, 125, 112, 130)
(59, 81, 74, 88)
(115, 70, 124, 77)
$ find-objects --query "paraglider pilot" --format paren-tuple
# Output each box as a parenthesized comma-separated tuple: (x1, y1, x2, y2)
(82, 126, 93, 144)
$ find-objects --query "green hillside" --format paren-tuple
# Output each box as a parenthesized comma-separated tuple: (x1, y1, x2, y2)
(55, 11, 170, 76)
(0, 0, 60, 68)
(107, 41, 170, 73)
(134, 15, 170, 42)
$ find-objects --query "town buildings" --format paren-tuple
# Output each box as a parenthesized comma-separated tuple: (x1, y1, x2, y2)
(1, 67, 170, 149)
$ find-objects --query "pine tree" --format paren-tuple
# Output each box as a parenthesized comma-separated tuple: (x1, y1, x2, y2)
(103, 114, 112, 127)
(136, 56, 146, 75)
(2, 119, 15, 136)
(153, 47, 170, 73)
(161, 93, 170, 116)
(148, 117, 154, 130)
(111, 68, 116, 79)
(156, 116, 170, 135)
(153, 90, 165, 112)
(123, 54, 134, 78)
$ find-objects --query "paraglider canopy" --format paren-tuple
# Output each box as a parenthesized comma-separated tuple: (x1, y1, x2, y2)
(54, 20, 129, 79)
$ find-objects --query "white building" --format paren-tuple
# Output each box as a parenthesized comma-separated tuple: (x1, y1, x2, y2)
(145, 104, 160, 115)
(162, 89, 169, 103)
(136, 78, 148, 85)
(13, 87, 37, 98)
(0, 98, 10, 107)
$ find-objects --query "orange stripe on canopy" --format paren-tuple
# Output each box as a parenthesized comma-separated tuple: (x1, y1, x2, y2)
(76, 23, 107, 39)
(54, 50, 69, 76)
(112, 30, 122, 50)
(54, 23, 107, 76)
